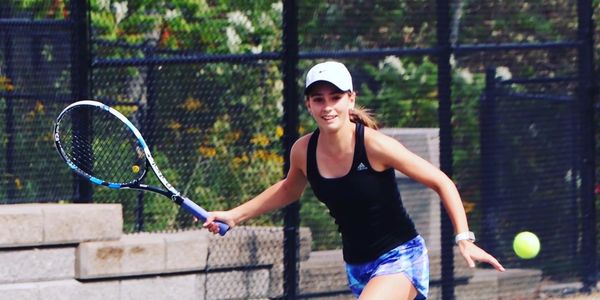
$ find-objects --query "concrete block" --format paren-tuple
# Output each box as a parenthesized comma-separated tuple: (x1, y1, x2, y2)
(120, 275, 200, 300)
(205, 269, 270, 300)
(163, 230, 209, 272)
(300, 250, 349, 295)
(454, 273, 498, 300)
(38, 280, 119, 300)
(0, 204, 122, 248)
(496, 268, 542, 299)
(451, 268, 542, 300)
(77, 233, 165, 279)
(207, 226, 311, 269)
(429, 247, 475, 281)
(397, 178, 441, 251)
(381, 128, 440, 169)
(0, 247, 75, 283)
(0, 282, 39, 300)
(76, 230, 208, 279)
(0, 205, 43, 247)
(42, 204, 122, 244)
(267, 263, 284, 299)
(207, 226, 281, 269)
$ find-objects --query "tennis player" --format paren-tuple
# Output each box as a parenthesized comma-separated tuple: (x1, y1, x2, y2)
(204, 61, 505, 299)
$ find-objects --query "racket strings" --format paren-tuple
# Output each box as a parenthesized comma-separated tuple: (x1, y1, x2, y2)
(59, 106, 147, 185)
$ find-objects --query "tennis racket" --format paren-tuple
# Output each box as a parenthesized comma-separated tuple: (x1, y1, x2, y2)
(53, 100, 229, 235)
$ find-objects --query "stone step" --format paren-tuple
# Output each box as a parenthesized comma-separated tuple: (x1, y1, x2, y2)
(0, 276, 202, 300)
(0, 269, 278, 300)
(0, 204, 122, 248)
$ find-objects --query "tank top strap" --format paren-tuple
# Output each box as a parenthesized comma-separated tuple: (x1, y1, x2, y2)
(353, 122, 368, 168)
(306, 128, 320, 179)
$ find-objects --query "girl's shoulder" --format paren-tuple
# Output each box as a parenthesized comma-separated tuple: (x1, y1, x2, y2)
(363, 126, 408, 167)
(363, 126, 398, 150)
(289, 133, 314, 174)
(290, 132, 315, 158)
(293, 132, 313, 150)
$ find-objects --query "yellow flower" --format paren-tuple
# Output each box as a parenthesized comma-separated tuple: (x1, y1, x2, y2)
(168, 120, 182, 131)
(198, 146, 216, 158)
(250, 134, 270, 146)
(463, 200, 475, 214)
(0, 76, 14, 91)
(275, 126, 284, 138)
(270, 152, 284, 164)
(253, 150, 268, 160)
(14, 178, 22, 190)
(34, 101, 44, 113)
(185, 127, 201, 135)
(181, 97, 203, 111)
(225, 131, 242, 142)
(252, 150, 283, 164)
(232, 155, 249, 167)
(113, 105, 138, 118)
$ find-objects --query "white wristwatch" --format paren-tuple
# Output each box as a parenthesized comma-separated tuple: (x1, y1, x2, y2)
(455, 231, 476, 244)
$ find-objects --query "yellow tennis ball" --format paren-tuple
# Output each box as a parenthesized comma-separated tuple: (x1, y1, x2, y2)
(132, 165, 140, 173)
(513, 231, 540, 259)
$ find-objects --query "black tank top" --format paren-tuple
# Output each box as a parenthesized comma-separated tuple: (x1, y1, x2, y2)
(306, 123, 418, 263)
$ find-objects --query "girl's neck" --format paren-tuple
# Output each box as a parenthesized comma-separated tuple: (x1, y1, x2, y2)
(318, 122, 356, 155)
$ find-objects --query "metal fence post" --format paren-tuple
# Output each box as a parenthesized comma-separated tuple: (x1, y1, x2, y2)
(437, 0, 455, 299)
(577, 0, 597, 292)
(282, 0, 300, 299)
(2, 8, 15, 202)
(70, 0, 92, 203)
(480, 67, 499, 257)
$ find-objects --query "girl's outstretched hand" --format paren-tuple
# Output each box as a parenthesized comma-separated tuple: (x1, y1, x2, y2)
(457, 240, 506, 272)
(203, 211, 236, 235)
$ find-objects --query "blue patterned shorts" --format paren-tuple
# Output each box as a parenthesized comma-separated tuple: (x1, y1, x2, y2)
(345, 235, 429, 299)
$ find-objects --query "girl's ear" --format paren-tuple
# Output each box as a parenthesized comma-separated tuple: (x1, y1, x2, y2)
(348, 92, 356, 109)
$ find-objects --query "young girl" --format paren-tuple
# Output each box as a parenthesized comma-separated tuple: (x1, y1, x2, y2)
(204, 61, 505, 299)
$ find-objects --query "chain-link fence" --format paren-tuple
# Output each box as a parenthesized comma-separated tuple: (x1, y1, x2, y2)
(0, 0, 598, 299)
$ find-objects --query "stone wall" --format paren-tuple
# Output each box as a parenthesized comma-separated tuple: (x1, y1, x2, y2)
(0, 203, 311, 300)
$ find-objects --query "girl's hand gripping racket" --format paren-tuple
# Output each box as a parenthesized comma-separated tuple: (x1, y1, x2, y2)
(53, 100, 229, 235)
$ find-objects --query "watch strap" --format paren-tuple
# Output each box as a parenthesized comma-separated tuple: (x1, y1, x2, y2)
(455, 231, 476, 244)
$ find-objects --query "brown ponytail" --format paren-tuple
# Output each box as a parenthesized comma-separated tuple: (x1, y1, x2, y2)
(350, 106, 378, 130)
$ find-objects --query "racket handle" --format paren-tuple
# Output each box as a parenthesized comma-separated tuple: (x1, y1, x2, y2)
(179, 197, 230, 236)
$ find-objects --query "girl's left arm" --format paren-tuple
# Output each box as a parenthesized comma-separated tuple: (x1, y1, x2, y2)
(366, 129, 505, 271)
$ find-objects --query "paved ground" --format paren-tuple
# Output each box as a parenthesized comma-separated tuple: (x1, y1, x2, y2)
(539, 282, 600, 299)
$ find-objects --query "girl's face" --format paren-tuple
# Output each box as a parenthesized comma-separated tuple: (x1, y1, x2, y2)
(305, 82, 355, 132)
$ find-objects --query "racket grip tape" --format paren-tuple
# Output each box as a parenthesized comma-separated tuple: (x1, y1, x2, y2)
(179, 197, 230, 236)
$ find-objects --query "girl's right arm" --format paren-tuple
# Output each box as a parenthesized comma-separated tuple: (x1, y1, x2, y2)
(203, 135, 310, 234)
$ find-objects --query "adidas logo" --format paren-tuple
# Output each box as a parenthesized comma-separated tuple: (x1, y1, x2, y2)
(356, 162, 368, 171)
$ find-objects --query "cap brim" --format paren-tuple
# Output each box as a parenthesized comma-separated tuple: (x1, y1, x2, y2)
(304, 80, 348, 95)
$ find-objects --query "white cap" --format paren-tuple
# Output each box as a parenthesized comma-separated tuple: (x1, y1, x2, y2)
(304, 61, 353, 94)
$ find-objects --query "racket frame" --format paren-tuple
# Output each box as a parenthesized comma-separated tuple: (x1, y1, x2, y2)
(54, 100, 229, 235)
